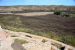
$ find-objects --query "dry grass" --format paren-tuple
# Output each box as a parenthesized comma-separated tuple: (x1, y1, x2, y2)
(14, 39, 28, 44)
(0, 14, 75, 46)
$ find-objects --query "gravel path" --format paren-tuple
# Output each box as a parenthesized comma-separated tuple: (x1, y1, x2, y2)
(0, 12, 54, 16)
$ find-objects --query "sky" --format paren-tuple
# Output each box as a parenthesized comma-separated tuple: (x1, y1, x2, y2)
(0, 0, 75, 6)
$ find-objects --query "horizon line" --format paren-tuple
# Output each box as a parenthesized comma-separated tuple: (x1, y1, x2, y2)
(0, 5, 75, 7)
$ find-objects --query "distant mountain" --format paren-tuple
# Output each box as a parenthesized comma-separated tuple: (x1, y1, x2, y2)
(0, 5, 75, 12)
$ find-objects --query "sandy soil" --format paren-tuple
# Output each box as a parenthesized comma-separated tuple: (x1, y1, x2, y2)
(14, 12, 54, 16)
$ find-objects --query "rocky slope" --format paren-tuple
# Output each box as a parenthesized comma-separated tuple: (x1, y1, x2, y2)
(0, 26, 75, 50)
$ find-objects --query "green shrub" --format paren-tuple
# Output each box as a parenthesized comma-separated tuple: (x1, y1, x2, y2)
(63, 14, 70, 17)
(54, 11, 61, 15)
(42, 39, 48, 43)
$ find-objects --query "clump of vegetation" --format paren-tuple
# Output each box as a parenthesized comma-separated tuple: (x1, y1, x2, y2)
(42, 39, 48, 43)
(63, 14, 70, 17)
(54, 11, 61, 15)
(60, 35, 75, 46)
(14, 39, 28, 44)
(2, 25, 34, 33)
(11, 35, 18, 37)
(54, 11, 70, 17)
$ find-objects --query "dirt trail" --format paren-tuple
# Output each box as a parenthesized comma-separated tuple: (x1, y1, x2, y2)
(14, 12, 54, 16)
(0, 12, 54, 16)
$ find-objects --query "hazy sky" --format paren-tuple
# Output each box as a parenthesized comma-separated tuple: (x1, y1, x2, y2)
(0, 0, 75, 6)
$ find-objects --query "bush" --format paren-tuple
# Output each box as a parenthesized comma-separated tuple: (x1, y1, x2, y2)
(63, 14, 70, 17)
(42, 39, 47, 43)
(54, 11, 61, 15)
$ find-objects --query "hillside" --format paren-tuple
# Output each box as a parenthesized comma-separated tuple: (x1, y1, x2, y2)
(0, 26, 75, 50)
(0, 6, 75, 12)
(0, 13, 75, 47)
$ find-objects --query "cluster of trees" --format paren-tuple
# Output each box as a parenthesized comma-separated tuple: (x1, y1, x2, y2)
(54, 11, 70, 17)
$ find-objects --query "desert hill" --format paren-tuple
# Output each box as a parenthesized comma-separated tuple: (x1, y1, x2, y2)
(0, 6, 75, 12)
